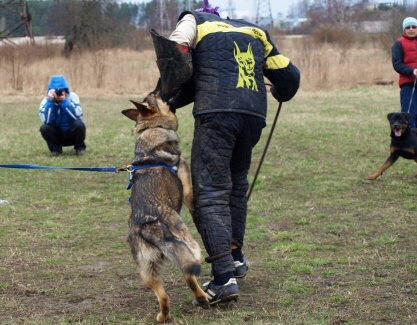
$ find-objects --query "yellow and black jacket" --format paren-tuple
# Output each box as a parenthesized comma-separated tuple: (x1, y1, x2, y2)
(182, 11, 300, 119)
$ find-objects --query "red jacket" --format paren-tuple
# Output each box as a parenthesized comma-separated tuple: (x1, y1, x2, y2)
(394, 34, 417, 86)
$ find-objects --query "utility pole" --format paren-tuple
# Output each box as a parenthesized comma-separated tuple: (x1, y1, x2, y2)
(255, 0, 273, 27)
(226, 0, 235, 19)
(0, 0, 34, 45)
(178, 0, 192, 16)
(158, 0, 165, 31)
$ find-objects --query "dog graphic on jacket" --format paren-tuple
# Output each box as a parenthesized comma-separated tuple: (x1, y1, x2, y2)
(122, 85, 209, 323)
(234, 41, 258, 91)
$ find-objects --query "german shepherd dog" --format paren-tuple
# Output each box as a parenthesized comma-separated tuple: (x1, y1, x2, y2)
(122, 86, 209, 322)
(368, 112, 417, 180)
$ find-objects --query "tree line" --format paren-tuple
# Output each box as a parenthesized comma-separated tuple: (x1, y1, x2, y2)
(1, 0, 204, 54)
(3, 0, 417, 54)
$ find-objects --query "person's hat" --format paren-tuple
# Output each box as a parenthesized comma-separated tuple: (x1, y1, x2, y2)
(196, 0, 220, 16)
(403, 17, 417, 32)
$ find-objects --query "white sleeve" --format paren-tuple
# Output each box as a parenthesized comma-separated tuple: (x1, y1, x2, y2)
(169, 14, 197, 48)
(69, 92, 83, 117)
(69, 92, 80, 105)
(39, 97, 47, 122)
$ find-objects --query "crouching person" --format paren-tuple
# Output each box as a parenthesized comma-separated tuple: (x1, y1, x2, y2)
(39, 75, 87, 157)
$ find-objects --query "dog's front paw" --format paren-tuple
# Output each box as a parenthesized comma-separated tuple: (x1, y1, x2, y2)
(156, 312, 170, 323)
(367, 174, 378, 180)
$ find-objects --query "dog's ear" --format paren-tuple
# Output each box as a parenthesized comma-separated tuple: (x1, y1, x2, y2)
(404, 112, 411, 122)
(122, 109, 139, 122)
(387, 113, 394, 121)
(130, 100, 158, 118)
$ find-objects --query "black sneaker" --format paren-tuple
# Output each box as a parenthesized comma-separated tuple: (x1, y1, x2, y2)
(204, 278, 239, 305)
(233, 256, 249, 278)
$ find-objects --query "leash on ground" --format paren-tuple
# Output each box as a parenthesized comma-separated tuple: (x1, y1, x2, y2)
(247, 98, 283, 201)
(408, 75, 417, 114)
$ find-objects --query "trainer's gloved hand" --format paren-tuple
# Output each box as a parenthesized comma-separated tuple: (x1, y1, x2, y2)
(270, 85, 293, 103)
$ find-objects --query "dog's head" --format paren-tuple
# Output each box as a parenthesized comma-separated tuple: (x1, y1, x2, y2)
(387, 112, 410, 137)
(122, 84, 178, 134)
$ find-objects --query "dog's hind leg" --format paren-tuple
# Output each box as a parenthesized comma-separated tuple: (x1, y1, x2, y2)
(148, 278, 170, 323)
(185, 273, 209, 309)
(132, 239, 171, 323)
(138, 265, 171, 323)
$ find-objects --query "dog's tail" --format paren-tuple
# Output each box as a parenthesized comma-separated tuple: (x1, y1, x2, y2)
(140, 222, 202, 276)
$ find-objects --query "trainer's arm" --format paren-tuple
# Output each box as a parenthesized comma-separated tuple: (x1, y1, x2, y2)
(169, 14, 197, 48)
(262, 31, 300, 102)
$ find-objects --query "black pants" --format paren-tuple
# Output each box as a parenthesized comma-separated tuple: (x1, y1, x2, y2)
(40, 120, 86, 153)
(191, 112, 265, 276)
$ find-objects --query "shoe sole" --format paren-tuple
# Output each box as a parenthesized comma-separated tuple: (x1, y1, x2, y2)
(209, 293, 239, 305)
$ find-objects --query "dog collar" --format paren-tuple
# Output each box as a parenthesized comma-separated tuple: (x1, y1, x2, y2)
(126, 162, 179, 191)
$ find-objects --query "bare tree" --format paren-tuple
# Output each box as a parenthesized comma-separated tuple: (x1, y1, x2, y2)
(307, 0, 356, 27)
(293, 0, 311, 18)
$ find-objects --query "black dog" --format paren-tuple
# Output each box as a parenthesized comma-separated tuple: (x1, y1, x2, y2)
(368, 112, 417, 180)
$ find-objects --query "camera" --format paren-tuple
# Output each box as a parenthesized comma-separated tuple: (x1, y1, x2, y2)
(55, 89, 64, 96)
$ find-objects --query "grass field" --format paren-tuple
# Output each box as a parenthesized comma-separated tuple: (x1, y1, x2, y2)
(1, 85, 417, 325)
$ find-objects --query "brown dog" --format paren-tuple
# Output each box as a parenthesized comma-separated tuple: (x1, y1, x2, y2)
(122, 86, 209, 322)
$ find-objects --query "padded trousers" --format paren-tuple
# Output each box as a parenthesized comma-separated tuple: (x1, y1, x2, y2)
(191, 112, 265, 276)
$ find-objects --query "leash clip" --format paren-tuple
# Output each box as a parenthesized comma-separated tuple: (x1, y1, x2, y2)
(126, 165, 134, 190)
(126, 165, 134, 179)
(116, 165, 133, 173)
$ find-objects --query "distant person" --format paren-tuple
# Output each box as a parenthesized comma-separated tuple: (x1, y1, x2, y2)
(39, 75, 86, 157)
(392, 17, 417, 128)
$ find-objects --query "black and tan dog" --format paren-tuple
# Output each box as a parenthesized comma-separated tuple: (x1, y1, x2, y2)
(368, 112, 417, 180)
(122, 86, 209, 323)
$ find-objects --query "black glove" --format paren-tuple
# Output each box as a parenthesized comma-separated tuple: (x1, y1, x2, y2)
(270, 85, 293, 103)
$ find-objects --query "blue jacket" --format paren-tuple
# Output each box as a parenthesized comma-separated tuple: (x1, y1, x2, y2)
(39, 75, 84, 132)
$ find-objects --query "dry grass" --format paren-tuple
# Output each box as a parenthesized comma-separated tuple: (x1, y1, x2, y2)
(0, 45, 158, 97)
(0, 35, 398, 97)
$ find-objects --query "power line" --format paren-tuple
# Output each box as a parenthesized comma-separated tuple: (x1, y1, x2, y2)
(255, 0, 273, 27)
(0, 0, 34, 45)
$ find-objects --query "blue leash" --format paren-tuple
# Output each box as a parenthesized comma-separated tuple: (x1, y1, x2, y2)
(0, 164, 120, 172)
(0, 162, 179, 203)
(408, 76, 417, 114)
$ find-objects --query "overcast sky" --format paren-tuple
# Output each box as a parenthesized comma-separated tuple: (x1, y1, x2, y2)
(134, 0, 297, 18)
(211, 0, 296, 18)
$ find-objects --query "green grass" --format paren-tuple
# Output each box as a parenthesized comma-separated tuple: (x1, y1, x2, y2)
(1, 86, 417, 324)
